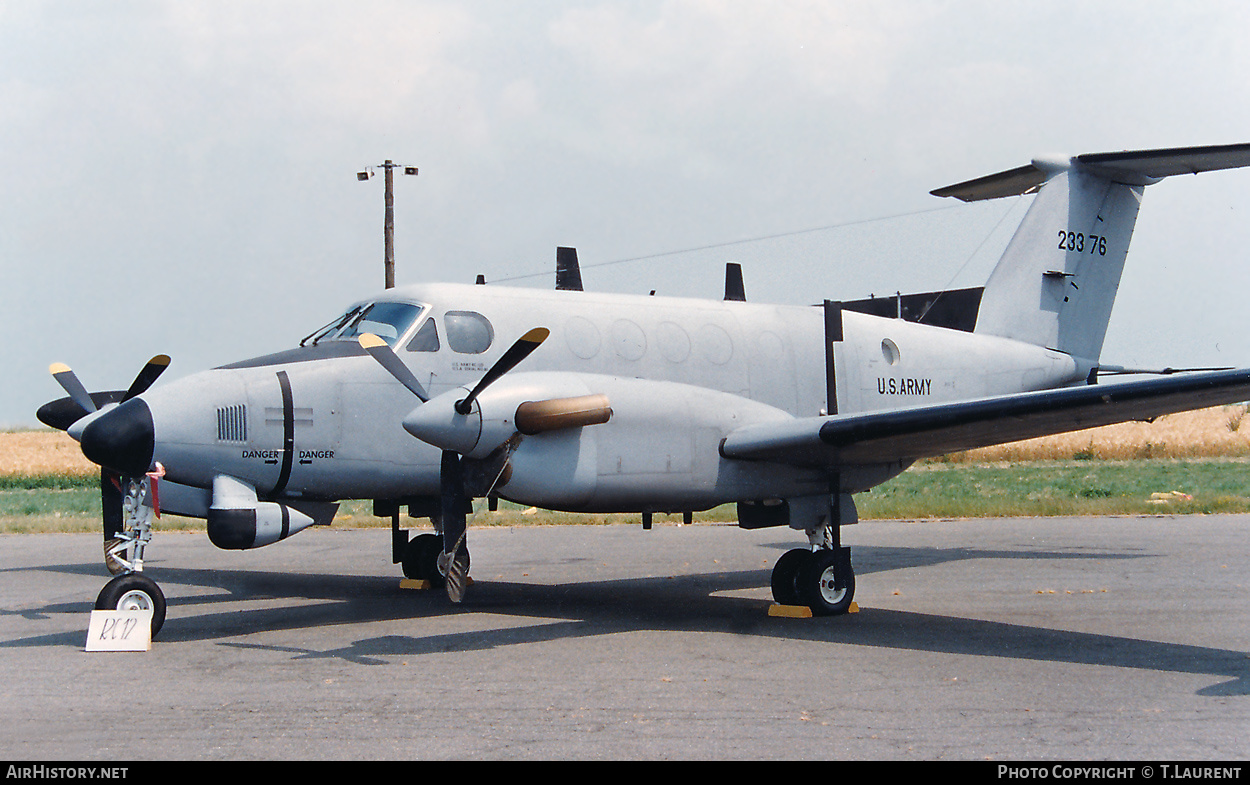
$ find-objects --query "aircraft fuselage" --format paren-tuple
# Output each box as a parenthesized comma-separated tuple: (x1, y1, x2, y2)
(138, 281, 1081, 517)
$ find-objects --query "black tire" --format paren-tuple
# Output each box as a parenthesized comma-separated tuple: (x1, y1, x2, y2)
(798, 548, 855, 616)
(402, 533, 440, 581)
(96, 573, 166, 638)
(420, 536, 447, 589)
(771, 549, 812, 606)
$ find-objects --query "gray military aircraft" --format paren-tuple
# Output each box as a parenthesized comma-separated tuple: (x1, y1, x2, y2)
(39, 143, 1250, 638)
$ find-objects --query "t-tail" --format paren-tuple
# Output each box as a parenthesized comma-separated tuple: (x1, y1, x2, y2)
(932, 143, 1250, 372)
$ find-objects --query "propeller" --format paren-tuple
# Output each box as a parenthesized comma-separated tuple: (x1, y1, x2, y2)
(122, 355, 172, 402)
(454, 328, 549, 414)
(39, 355, 171, 431)
(358, 334, 429, 401)
(359, 328, 551, 602)
(40, 356, 170, 573)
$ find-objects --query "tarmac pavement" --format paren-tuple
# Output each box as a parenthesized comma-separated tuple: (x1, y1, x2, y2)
(1, 515, 1247, 760)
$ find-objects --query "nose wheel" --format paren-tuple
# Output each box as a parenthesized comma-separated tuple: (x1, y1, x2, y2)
(96, 572, 166, 637)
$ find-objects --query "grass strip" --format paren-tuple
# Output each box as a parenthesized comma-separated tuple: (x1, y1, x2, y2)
(2, 458, 1247, 534)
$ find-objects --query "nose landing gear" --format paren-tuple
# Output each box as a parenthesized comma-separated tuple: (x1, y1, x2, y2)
(95, 471, 167, 638)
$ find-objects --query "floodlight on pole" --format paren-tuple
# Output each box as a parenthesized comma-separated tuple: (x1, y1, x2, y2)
(358, 160, 418, 289)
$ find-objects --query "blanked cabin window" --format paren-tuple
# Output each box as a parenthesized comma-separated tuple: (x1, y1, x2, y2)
(444, 311, 493, 354)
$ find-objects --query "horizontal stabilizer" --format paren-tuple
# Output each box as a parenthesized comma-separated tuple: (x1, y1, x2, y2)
(932, 142, 1250, 202)
(1079, 143, 1250, 181)
(930, 164, 1047, 202)
(721, 369, 1250, 467)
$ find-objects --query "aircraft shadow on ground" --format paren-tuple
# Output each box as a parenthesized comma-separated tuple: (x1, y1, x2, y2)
(6, 541, 1245, 696)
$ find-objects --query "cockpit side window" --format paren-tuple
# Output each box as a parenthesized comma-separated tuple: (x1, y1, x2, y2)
(444, 311, 493, 354)
(405, 318, 440, 352)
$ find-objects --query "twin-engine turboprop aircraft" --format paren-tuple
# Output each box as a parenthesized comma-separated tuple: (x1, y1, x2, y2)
(40, 143, 1250, 637)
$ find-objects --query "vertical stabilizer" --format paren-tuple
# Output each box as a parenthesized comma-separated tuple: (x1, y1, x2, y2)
(974, 164, 1142, 364)
(931, 143, 1250, 366)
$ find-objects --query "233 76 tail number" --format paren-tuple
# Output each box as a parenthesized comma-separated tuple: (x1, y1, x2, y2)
(1058, 230, 1107, 256)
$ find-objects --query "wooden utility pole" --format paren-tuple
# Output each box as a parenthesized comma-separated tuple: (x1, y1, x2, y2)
(383, 160, 395, 289)
(358, 160, 417, 289)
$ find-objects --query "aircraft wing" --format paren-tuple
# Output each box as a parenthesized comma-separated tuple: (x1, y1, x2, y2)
(720, 369, 1250, 467)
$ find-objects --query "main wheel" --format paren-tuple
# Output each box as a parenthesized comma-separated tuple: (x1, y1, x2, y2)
(798, 549, 855, 616)
(96, 573, 166, 638)
(420, 536, 449, 589)
(402, 533, 441, 581)
(770, 549, 813, 606)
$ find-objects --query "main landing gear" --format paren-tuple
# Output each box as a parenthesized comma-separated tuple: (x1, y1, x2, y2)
(394, 509, 471, 597)
(95, 473, 167, 637)
(400, 532, 469, 590)
(770, 524, 855, 616)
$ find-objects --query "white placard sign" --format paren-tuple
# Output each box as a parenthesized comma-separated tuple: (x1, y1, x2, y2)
(85, 610, 152, 652)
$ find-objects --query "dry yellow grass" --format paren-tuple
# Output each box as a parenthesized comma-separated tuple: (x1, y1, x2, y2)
(1, 429, 97, 477)
(938, 404, 1250, 463)
(3, 403, 1248, 479)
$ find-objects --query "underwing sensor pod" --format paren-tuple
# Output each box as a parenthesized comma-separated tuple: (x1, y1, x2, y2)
(40, 142, 1250, 638)
(206, 475, 337, 550)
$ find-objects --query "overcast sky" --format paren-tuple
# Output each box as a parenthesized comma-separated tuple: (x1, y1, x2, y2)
(4, 1, 1250, 427)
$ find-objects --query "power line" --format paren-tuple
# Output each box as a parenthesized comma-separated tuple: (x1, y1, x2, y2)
(491, 203, 969, 285)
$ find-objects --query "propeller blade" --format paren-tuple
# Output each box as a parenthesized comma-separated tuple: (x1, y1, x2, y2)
(101, 469, 125, 575)
(122, 355, 171, 402)
(358, 334, 430, 402)
(49, 363, 97, 415)
(439, 450, 470, 603)
(455, 328, 550, 415)
(37, 390, 126, 432)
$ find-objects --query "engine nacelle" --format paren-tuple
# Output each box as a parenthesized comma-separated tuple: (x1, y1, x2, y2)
(481, 373, 825, 512)
(206, 475, 336, 550)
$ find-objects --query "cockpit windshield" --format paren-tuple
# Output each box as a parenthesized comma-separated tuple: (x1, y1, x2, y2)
(299, 301, 427, 348)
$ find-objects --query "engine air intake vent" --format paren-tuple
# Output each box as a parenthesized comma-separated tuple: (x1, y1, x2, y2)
(217, 404, 248, 443)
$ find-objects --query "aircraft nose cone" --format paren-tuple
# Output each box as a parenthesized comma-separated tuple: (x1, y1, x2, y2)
(80, 398, 155, 476)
